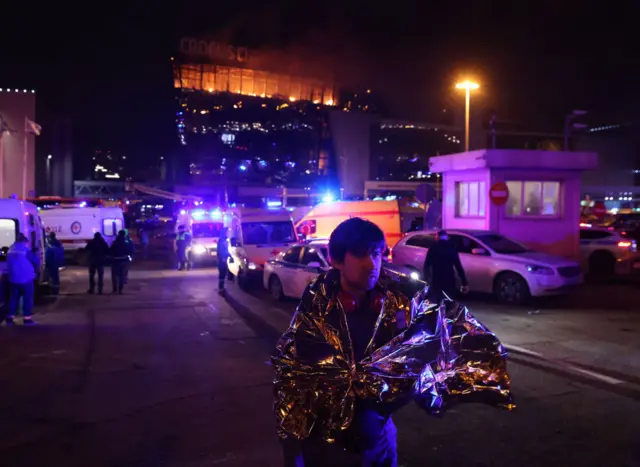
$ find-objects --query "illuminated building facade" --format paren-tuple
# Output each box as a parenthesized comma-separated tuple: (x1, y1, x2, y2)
(172, 38, 342, 195)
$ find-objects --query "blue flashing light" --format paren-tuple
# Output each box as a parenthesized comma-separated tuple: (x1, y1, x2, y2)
(210, 209, 222, 219)
(180, 209, 187, 215)
(192, 209, 205, 219)
(267, 200, 282, 208)
(239, 164, 247, 171)
(385, 195, 397, 201)
(322, 192, 334, 203)
(79, 201, 87, 208)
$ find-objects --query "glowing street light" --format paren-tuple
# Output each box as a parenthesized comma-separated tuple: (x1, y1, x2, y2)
(455, 81, 480, 152)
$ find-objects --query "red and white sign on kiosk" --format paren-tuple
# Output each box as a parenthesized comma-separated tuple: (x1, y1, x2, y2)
(489, 182, 509, 206)
(592, 201, 607, 218)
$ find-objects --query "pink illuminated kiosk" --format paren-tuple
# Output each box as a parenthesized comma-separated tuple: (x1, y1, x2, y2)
(429, 149, 598, 260)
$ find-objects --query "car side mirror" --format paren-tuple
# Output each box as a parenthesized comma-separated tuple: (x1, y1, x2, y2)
(307, 261, 322, 269)
(471, 247, 488, 256)
(229, 237, 238, 247)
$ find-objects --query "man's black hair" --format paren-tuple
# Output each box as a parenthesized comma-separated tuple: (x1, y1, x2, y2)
(329, 217, 385, 264)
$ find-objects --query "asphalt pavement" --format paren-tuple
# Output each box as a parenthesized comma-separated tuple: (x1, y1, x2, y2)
(0, 264, 638, 467)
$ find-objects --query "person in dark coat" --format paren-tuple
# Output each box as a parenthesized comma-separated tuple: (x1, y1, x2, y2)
(175, 225, 192, 271)
(110, 230, 134, 294)
(217, 227, 231, 293)
(86, 232, 110, 294)
(422, 229, 469, 302)
(45, 232, 64, 296)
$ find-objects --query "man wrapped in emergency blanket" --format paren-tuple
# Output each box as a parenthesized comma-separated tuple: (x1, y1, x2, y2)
(273, 270, 514, 461)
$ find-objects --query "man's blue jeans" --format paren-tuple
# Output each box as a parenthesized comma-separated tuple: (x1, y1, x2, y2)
(9, 281, 34, 318)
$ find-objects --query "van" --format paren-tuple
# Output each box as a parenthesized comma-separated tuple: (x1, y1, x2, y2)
(39, 207, 125, 265)
(0, 199, 47, 287)
(176, 207, 225, 264)
(295, 199, 425, 245)
(225, 208, 298, 288)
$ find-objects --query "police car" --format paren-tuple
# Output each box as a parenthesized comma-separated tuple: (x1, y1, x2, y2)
(579, 224, 640, 276)
(263, 239, 425, 301)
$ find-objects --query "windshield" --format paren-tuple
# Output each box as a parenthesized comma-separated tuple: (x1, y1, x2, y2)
(0, 219, 18, 262)
(192, 222, 223, 238)
(475, 233, 529, 254)
(241, 221, 296, 245)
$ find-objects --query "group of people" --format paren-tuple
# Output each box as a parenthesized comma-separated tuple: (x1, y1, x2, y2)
(84, 230, 134, 295)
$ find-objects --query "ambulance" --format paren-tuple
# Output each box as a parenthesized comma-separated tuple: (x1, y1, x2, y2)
(176, 207, 225, 264)
(39, 207, 125, 265)
(295, 199, 425, 246)
(225, 207, 298, 289)
(0, 198, 47, 288)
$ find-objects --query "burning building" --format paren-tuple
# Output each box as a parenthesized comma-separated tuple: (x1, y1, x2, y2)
(171, 38, 464, 199)
(171, 38, 344, 197)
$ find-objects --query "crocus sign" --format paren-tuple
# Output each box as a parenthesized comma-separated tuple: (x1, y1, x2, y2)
(489, 182, 509, 206)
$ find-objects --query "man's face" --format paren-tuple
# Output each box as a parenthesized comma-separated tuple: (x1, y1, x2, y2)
(335, 246, 384, 292)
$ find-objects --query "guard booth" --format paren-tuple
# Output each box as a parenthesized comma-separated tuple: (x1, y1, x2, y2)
(429, 149, 598, 260)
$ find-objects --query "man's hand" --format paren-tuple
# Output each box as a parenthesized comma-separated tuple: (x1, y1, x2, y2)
(460, 285, 470, 294)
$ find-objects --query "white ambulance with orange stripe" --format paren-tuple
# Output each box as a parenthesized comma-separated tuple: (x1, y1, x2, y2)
(295, 199, 425, 246)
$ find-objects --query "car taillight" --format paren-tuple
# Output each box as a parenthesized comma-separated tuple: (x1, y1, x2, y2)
(618, 241, 632, 248)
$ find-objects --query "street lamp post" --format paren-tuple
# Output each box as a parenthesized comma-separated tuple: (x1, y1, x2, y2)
(455, 81, 480, 152)
(46, 154, 52, 194)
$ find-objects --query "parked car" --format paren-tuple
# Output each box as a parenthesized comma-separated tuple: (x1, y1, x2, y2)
(391, 229, 583, 304)
(579, 225, 640, 276)
(263, 239, 425, 300)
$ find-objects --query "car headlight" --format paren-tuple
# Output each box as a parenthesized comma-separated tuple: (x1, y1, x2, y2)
(247, 261, 258, 270)
(409, 271, 420, 280)
(192, 244, 207, 254)
(526, 265, 554, 275)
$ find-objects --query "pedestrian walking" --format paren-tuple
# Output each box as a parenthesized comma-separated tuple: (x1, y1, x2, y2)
(45, 232, 64, 296)
(275, 218, 407, 466)
(4, 233, 40, 325)
(217, 227, 231, 293)
(110, 230, 133, 294)
(86, 232, 109, 294)
(422, 229, 469, 302)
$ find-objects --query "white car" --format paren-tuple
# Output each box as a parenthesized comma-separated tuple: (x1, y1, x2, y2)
(391, 230, 584, 304)
(263, 239, 423, 300)
(579, 225, 640, 276)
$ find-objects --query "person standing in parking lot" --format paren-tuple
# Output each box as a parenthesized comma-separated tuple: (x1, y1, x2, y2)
(110, 230, 134, 294)
(86, 232, 109, 294)
(175, 225, 192, 271)
(4, 233, 40, 325)
(45, 233, 64, 296)
(217, 227, 231, 294)
(422, 229, 469, 302)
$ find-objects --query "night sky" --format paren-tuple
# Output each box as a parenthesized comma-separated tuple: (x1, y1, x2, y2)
(2, 0, 639, 175)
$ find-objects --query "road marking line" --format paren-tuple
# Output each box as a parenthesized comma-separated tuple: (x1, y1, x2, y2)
(504, 344, 544, 358)
(505, 344, 625, 386)
(566, 365, 624, 385)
